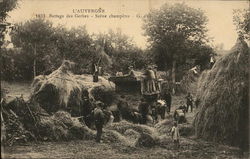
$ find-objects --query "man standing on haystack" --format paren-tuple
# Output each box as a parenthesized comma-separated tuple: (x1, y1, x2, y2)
(92, 61, 99, 82)
(128, 66, 136, 77)
(93, 101, 105, 143)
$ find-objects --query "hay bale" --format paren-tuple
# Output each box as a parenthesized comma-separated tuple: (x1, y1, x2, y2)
(194, 39, 249, 149)
(154, 119, 173, 135)
(154, 135, 172, 148)
(107, 120, 156, 136)
(154, 118, 194, 137)
(102, 130, 131, 145)
(31, 60, 115, 113)
(124, 129, 140, 140)
(180, 69, 199, 94)
(38, 110, 96, 141)
(135, 133, 156, 148)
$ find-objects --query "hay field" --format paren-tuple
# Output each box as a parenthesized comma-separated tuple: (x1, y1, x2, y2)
(1, 81, 247, 159)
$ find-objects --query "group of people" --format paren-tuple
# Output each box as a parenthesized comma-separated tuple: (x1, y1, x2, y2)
(115, 89, 173, 125)
(173, 92, 196, 124)
(71, 90, 113, 143)
(170, 92, 196, 149)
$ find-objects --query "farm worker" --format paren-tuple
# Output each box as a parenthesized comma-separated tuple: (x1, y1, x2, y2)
(138, 98, 150, 124)
(81, 90, 94, 128)
(144, 66, 157, 93)
(131, 111, 142, 124)
(185, 92, 193, 112)
(151, 102, 157, 123)
(171, 121, 180, 149)
(156, 99, 166, 120)
(117, 95, 129, 120)
(103, 109, 114, 126)
(92, 62, 99, 82)
(128, 66, 136, 77)
(93, 101, 105, 143)
(163, 90, 172, 113)
(194, 98, 200, 109)
(173, 101, 187, 124)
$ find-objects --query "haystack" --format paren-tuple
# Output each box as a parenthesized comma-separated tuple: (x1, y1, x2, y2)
(180, 68, 199, 94)
(135, 133, 156, 147)
(31, 60, 115, 113)
(107, 120, 157, 136)
(194, 39, 249, 150)
(155, 119, 194, 137)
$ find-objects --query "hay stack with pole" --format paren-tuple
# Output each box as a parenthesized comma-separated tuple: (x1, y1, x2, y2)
(194, 38, 249, 151)
(31, 60, 115, 114)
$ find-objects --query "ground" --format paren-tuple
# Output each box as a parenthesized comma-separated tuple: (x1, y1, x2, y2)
(1, 81, 248, 159)
(2, 140, 242, 159)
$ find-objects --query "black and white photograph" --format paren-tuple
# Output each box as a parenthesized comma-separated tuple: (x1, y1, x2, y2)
(1, 0, 249, 158)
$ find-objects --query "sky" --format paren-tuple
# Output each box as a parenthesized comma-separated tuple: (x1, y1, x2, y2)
(7, 0, 249, 50)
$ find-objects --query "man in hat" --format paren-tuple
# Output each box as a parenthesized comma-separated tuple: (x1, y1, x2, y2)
(93, 101, 105, 143)
(186, 92, 193, 112)
(92, 62, 99, 82)
(163, 90, 172, 113)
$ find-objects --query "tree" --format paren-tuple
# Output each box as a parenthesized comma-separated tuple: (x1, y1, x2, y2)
(11, 18, 55, 78)
(0, 0, 18, 47)
(0, 0, 18, 21)
(93, 28, 149, 73)
(53, 25, 95, 74)
(143, 3, 211, 93)
(233, 9, 250, 40)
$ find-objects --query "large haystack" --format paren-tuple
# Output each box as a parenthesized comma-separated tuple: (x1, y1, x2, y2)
(31, 60, 115, 113)
(194, 39, 249, 150)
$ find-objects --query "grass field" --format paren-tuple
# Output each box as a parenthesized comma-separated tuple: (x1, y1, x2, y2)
(1, 81, 247, 159)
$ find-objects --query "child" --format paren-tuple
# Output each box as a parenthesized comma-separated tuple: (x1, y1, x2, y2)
(171, 121, 180, 149)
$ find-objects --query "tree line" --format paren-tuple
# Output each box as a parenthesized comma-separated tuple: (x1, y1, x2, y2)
(1, 20, 150, 80)
(1, 1, 249, 82)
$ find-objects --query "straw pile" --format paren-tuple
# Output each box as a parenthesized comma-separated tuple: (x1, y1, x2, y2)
(2, 97, 97, 143)
(31, 60, 115, 113)
(107, 120, 157, 136)
(194, 38, 249, 149)
(37, 111, 96, 141)
(180, 69, 199, 94)
(155, 119, 194, 137)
